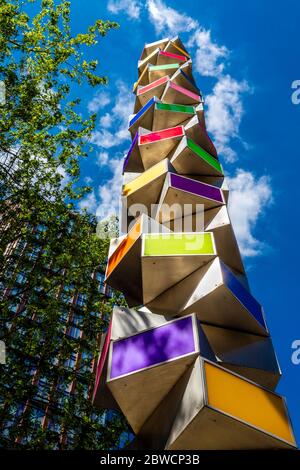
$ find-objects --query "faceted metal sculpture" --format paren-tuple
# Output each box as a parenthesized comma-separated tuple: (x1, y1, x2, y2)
(93, 36, 296, 450)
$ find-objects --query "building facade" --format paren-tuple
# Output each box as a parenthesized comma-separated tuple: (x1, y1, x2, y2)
(0, 219, 129, 449)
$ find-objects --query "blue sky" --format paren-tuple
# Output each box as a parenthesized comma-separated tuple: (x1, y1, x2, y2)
(66, 0, 300, 443)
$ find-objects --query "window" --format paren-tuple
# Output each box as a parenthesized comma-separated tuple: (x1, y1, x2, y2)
(95, 272, 104, 283)
(48, 355, 59, 367)
(4, 321, 12, 331)
(105, 285, 112, 297)
(9, 302, 19, 314)
(56, 380, 72, 405)
(14, 240, 26, 255)
(104, 409, 117, 422)
(92, 411, 106, 426)
(66, 430, 76, 445)
(95, 272, 108, 295)
(64, 352, 77, 369)
(30, 407, 45, 430)
(18, 435, 30, 445)
(47, 418, 60, 433)
(118, 431, 134, 449)
(10, 286, 20, 297)
(82, 383, 89, 399)
(76, 294, 86, 308)
(61, 285, 74, 305)
(35, 225, 46, 239)
(35, 376, 51, 401)
(28, 366, 37, 376)
(27, 244, 40, 261)
(67, 326, 81, 340)
(60, 308, 69, 323)
(71, 312, 84, 327)
(89, 310, 98, 318)
(2, 422, 11, 438)
(99, 282, 106, 295)
(24, 360, 37, 377)
(11, 404, 25, 421)
(16, 272, 27, 285)
(79, 349, 93, 373)
(34, 285, 43, 293)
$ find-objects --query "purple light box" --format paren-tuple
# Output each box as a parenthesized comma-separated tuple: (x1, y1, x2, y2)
(170, 173, 223, 203)
(110, 315, 195, 379)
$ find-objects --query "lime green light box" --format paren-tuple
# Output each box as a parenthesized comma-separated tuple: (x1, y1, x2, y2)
(143, 233, 215, 256)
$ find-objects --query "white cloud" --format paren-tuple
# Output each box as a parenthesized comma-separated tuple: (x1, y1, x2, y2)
(100, 113, 113, 128)
(96, 151, 109, 167)
(90, 129, 116, 149)
(78, 190, 97, 214)
(205, 75, 250, 162)
(146, 0, 197, 35)
(84, 176, 93, 184)
(79, 155, 123, 218)
(87, 91, 110, 113)
(187, 29, 228, 77)
(55, 164, 71, 189)
(227, 170, 272, 257)
(107, 0, 142, 19)
(90, 80, 133, 149)
(145, 1, 227, 78)
(96, 157, 123, 220)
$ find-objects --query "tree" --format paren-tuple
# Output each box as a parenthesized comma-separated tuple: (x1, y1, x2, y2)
(0, 0, 117, 236)
(0, 0, 130, 449)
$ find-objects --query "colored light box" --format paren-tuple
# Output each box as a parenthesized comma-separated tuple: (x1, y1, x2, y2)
(162, 82, 201, 106)
(106, 315, 214, 433)
(135, 76, 169, 111)
(106, 228, 217, 307)
(168, 136, 222, 175)
(123, 126, 185, 174)
(154, 173, 224, 224)
(122, 158, 174, 216)
(164, 359, 296, 449)
(143, 232, 215, 256)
